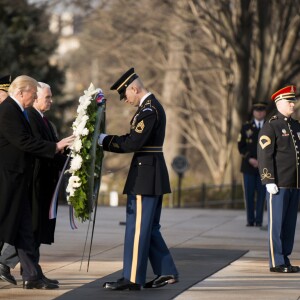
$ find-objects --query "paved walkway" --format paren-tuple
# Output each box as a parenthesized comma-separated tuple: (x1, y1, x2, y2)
(1, 205, 300, 299)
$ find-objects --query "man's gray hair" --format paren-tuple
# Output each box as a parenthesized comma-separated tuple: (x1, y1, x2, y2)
(37, 82, 51, 90)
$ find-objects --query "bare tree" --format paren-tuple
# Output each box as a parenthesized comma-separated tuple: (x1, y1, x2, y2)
(60, 0, 300, 186)
(173, 0, 300, 184)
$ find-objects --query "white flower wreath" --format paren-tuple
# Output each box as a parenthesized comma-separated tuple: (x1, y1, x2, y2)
(66, 83, 103, 221)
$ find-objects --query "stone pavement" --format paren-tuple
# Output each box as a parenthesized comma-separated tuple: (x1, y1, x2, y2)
(1, 205, 300, 299)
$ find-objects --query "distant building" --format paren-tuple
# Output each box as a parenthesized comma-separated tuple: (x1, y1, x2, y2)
(49, 12, 81, 97)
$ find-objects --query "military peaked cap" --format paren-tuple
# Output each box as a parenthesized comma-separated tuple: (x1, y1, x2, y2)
(110, 68, 139, 100)
(271, 85, 297, 102)
(252, 102, 267, 111)
(0, 74, 11, 92)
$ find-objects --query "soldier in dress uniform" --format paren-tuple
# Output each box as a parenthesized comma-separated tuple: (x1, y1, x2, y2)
(98, 68, 178, 291)
(257, 85, 300, 273)
(238, 103, 267, 227)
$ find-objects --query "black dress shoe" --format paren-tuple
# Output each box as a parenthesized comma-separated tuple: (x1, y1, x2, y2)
(270, 264, 293, 273)
(287, 265, 300, 273)
(103, 278, 141, 290)
(246, 223, 254, 227)
(23, 279, 59, 289)
(260, 225, 268, 231)
(0, 263, 17, 285)
(255, 223, 262, 227)
(42, 274, 59, 285)
(144, 275, 178, 288)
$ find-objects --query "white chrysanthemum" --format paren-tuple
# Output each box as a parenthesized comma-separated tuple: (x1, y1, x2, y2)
(73, 110, 86, 127)
(70, 154, 83, 171)
(66, 181, 75, 197)
(77, 98, 91, 114)
(68, 175, 81, 188)
(66, 174, 80, 203)
(84, 83, 99, 97)
(81, 128, 89, 136)
(74, 115, 89, 136)
(70, 138, 82, 152)
(78, 94, 90, 104)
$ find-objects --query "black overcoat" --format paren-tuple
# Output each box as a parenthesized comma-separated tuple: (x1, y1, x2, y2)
(102, 94, 171, 195)
(0, 97, 56, 245)
(26, 107, 66, 244)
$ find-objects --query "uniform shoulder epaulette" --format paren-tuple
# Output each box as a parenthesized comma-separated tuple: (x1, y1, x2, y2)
(269, 115, 278, 123)
(141, 99, 154, 112)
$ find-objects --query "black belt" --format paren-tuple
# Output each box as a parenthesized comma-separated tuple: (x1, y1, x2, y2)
(136, 146, 163, 153)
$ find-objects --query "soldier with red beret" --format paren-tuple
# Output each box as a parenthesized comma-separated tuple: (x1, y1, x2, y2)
(258, 85, 300, 273)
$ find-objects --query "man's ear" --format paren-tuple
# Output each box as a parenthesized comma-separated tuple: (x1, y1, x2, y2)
(132, 85, 139, 94)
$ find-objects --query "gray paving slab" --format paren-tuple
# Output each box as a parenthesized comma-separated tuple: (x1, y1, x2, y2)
(1, 206, 300, 300)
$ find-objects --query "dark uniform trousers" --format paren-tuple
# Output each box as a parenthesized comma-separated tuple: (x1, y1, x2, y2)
(102, 94, 178, 284)
(123, 195, 178, 285)
(243, 173, 266, 225)
(267, 188, 299, 267)
(258, 113, 300, 267)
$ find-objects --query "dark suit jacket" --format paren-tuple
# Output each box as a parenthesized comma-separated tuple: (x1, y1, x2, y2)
(0, 97, 56, 245)
(27, 107, 67, 244)
(102, 94, 171, 195)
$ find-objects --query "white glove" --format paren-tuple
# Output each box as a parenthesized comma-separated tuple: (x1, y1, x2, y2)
(266, 183, 279, 194)
(98, 133, 107, 146)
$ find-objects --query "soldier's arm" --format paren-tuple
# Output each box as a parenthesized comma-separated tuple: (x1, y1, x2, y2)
(257, 122, 276, 185)
(237, 124, 250, 160)
(102, 110, 156, 153)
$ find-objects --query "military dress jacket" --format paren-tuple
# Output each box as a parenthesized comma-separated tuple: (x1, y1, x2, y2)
(238, 120, 261, 175)
(102, 94, 171, 195)
(0, 97, 56, 245)
(27, 107, 67, 245)
(257, 112, 300, 188)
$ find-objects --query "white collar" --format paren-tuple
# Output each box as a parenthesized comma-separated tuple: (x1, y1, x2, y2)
(254, 119, 264, 127)
(34, 107, 44, 118)
(139, 92, 152, 106)
(10, 95, 24, 111)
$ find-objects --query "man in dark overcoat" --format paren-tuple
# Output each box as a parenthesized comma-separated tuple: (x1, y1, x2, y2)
(0, 74, 20, 285)
(0, 82, 66, 286)
(99, 68, 178, 291)
(0, 75, 73, 289)
(28, 82, 66, 246)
